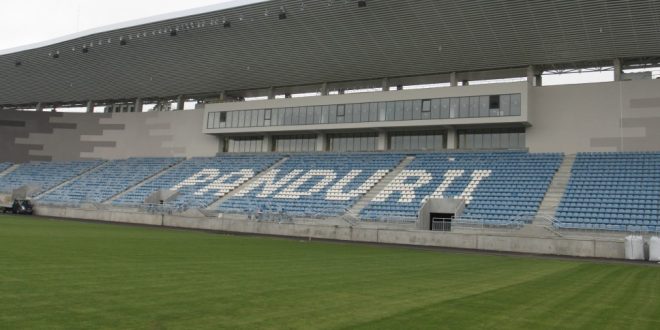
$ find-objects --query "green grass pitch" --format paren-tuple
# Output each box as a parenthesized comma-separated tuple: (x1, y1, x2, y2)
(1, 215, 659, 329)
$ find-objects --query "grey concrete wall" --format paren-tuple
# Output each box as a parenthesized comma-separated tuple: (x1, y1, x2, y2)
(5, 79, 660, 161)
(0, 110, 219, 162)
(34, 206, 625, 259)
(527, 79, 660, 153)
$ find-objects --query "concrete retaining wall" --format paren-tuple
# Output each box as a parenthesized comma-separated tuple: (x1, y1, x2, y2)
(34, 206, 625, 259)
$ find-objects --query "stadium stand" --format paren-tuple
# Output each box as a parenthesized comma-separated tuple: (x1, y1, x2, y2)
(555, 152, 660, 232)
(359, 152, 563, 224)
(0, 160, 104, 196)
(38, 158, 182, 205)
(217, 153, 405, 218)
(112, 154, 283, 211)
(0, 162, 13, 175)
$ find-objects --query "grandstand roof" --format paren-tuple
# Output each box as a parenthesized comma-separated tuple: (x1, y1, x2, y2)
(2, 0, 660, 106)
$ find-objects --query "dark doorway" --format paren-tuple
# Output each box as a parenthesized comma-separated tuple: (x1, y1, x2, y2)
(430, 213, 453, 231)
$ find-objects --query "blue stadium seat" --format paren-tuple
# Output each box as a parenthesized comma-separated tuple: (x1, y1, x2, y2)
(37, 158, 182, 205)
(556, 152, 660, 232)
(112, 154, 282, 211)
(0, 160, 104, 197)
(217, 153, 405, 218)
(359, 151, 562, 225)
(0, 162, 12, 174)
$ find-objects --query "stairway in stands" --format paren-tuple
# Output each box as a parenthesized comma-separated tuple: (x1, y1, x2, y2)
(105, 158, 187, 204)
(0, 164, 20, 177)
(536, 154, 575, 220)
(207, 156, 291, 210)
(344, 155, 416, 218)
(33, 161, 108, 199)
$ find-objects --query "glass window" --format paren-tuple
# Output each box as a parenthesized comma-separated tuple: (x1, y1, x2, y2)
(366, 103, 378, 122)
(421, 99, 431, 120)
(207, 112, 215, 129)
(378, 102, 387, 121)
(389, 131, 445, 151)
(342, 104, 351, 123)
(469, 97, 479, 118)
(274, 134, 316, 152)
(479, 96, 489, 117)
(458, 128, 524, 150)
(284, 108, 292, 126)
(511, 94, 521, 116)
(459, 97, 469, 118)
(329, 105, 337, 124)
(404, 100, 414, 120)
(313, 106, 322, 124)
(328, 133, 377, 152)
(440, 99, 450, 119)
(230, 111, 239, 128)
(491, 133, 500, 149)
(500, 133, 509, 148)
(307, 106, 315, 124)
(264, 109, 271, 120)
(431, 99, 441, 119)
(244, 110, 251, 127)
(386, 102, 396, 121)
(509, 133, 518, 148)
(500, 95, 511, 116)
(412, 100, 422, 120)
(228, 137, 264, 153)
(257, 109, 264, 127)
(356, 104, 366, 123)
(322, 105, 330, 124)
(338, 105, 346, 123)
(402, 134, 411, 149)
(465, 133, 474, 149)
(216, 113, 223, 128)
(355, 104, 363, 122)
(395, 101, 404, 121)
(474, 133, 483, 149)
(251, 110, 259, 127)
(306, 106, 314, 125)
(271, 108, 278, 126)
(449, 98, 459, 118)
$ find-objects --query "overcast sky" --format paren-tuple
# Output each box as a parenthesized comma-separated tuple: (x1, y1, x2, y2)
(1, 0, 235, 51)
